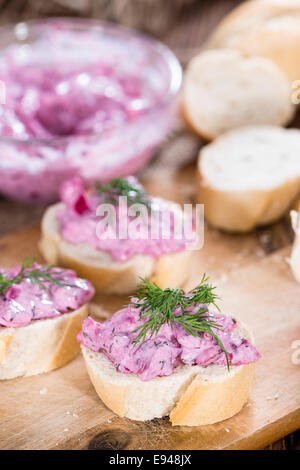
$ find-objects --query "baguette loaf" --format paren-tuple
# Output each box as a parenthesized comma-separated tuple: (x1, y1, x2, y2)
(182, 49, 294, 141)
(40, 203, 191, 294)
(0, 304, 88, 380)
(208, 0, 300, 82)
(81, 320, 255, 426)
(197, 126, 300, 232)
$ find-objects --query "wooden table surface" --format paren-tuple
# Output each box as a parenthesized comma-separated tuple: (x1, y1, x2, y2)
(0, 0, 299, 450)
(0, 177, 299, 450)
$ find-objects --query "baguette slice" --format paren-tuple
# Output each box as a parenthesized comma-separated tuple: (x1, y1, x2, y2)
(0, 304, 88, 380)
(208, 0, 300, 82)
(40, 204, 191, 294)
(81, 322, 255, 426)
(182, 49, 294, 141)
(197, 126, 300, 232)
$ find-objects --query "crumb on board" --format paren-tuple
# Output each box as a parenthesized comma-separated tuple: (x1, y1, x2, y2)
(224, 428, 230, 433)
(266, 394, 280, 401)
(39, 388, 48, 395)
(218, 273, 228, 283)
(65, 411, 79, 418)
(285, 256, 291, 265)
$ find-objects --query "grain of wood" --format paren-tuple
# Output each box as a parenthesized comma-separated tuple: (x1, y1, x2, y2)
(0, 229, 299, 449)
(0, 0, 299, 450)
(0, 149, 298, 449)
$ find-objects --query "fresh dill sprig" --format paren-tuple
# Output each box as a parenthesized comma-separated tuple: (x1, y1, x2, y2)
(95, 178, 151, 208)
(0, 258, 75, 296)
(129, 275, 230, 369)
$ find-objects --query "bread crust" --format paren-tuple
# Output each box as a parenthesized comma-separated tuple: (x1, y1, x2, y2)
(198, 173, 300, 232)
(0, 304, 88, 380)
(81, 322, 256, 425)
(40, 204, 191, 294)
(0, 334, 12, 365)
(169, 363, 254, 426)
(197, 127, 300, 232)
(84, 354, 130, 418)
(181, 100, 215, 142)
(208, 0, 300, 81)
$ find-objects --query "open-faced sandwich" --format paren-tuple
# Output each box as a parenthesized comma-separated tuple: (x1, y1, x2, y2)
(40, 177, 193, 294)
(79, 277, 260, 425)
(0, 259, 94, 379)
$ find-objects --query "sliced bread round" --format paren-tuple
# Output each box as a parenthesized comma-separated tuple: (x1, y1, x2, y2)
(40, 204, 191, 294)
(0, 304, 88, 380)
(81, 322, 255, 425)
(208, 0, 300, 82)
(182, 49, 294, 140)
(197, 126, 300, 232)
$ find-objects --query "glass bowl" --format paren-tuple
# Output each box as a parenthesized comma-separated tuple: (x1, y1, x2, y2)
(0, 18, 182, 203)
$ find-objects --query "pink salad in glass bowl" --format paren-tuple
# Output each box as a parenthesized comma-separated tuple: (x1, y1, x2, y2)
(0, 18, 182, 203)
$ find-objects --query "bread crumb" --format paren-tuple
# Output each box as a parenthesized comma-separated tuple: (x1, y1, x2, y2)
(285, 256, 291, 266)
(63, 428, 69, 432)
(66, 411, 70, 415)
(39, 388, 48, 395)
(224, 428, 230, 433)
(72, 413, 79, 418)
(266, 394, 279, 401)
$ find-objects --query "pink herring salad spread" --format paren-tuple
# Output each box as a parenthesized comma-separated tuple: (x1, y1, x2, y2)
(78, 304, 260, 382)
(0, 20, 180, 203)
(0, 42, 156, 140)
(56, 177, 194, 262)
(0, 263, 95, 327)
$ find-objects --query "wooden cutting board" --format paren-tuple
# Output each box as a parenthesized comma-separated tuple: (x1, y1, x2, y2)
(0, 156, 299, 450)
